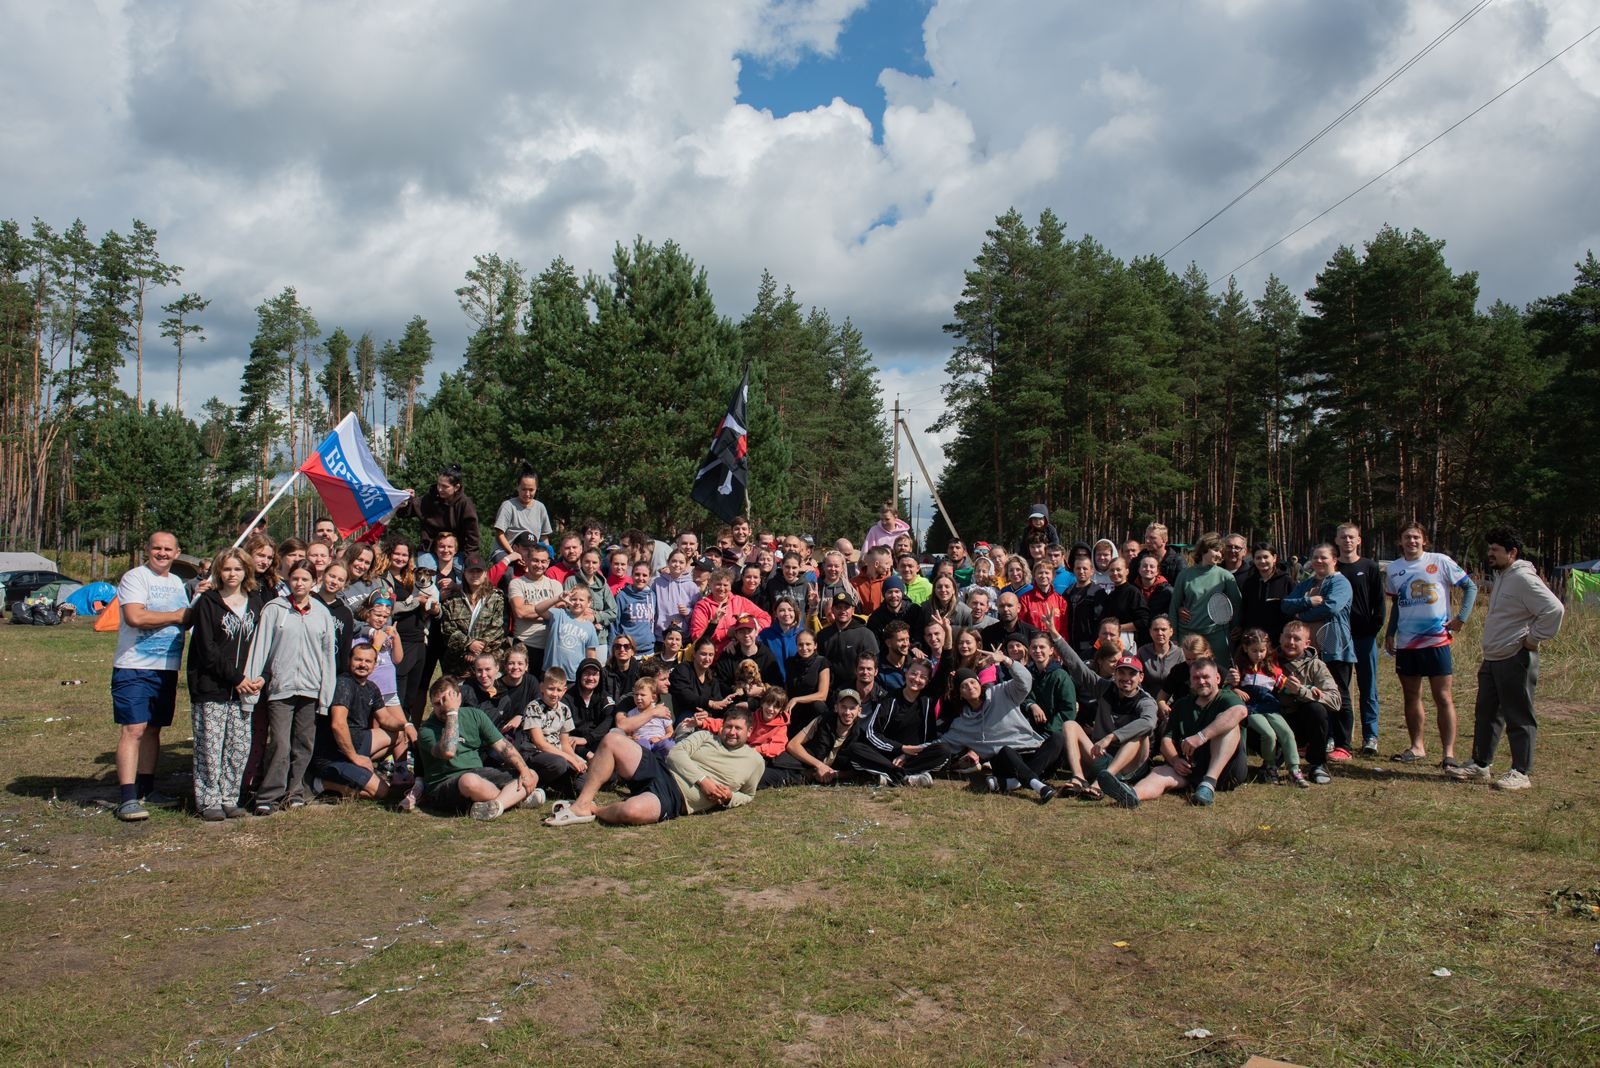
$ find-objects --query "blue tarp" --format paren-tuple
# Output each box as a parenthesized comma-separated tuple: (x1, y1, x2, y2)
(62, 581, 116, 614)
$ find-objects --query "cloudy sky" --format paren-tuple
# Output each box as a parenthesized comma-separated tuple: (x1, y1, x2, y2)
(5, 0, 1597, 527)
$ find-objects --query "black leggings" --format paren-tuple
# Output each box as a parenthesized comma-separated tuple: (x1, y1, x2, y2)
(991, 732, 1067, 785)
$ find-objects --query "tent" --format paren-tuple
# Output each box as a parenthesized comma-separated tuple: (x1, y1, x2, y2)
(63, 581, 116, 615)
(94, 597, 121, 631)
(0, 551, 56, 572)
(1560, 561, 1600, 609)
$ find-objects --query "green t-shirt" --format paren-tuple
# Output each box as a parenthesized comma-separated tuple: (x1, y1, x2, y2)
(416, 705, 504, 788)
(1166, 689, 1244, 742)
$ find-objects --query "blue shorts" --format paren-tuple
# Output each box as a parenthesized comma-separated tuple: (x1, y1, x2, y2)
(627, 747, 685, 822)
(111, 668, 178, 727)
(1396, 645, 1453, 678)
(313, 758, 375, 791)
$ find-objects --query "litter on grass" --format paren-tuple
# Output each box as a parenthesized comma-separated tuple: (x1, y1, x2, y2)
(1432, 967, 1452, 978)
(1183, 1027, 1213, 1039)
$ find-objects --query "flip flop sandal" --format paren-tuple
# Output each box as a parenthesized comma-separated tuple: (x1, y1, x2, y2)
(1078, 781, 1103, 801)
(1390, 750, 1424, 764)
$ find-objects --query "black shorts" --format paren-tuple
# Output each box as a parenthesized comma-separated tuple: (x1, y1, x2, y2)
(626, 747, 685, 822)
(423, 766, 513, 812)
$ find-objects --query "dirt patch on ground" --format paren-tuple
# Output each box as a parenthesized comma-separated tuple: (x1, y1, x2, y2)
(721, 880, 826, 912)
(779, 988, 955, 1064)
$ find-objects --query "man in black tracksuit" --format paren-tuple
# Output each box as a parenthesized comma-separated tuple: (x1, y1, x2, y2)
(844, 659, 952, 785)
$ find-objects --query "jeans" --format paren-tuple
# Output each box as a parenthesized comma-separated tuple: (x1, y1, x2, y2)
(1323, 659, 1354, 750)
(1351, 632, 1380, 745)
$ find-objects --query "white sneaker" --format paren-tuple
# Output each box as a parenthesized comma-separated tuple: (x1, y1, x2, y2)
(470, 799, 504, 821)
(1447, 762, 1492, 783)
(903, 772, 934, 788)
(519, 787, 547, 809)
(875, 773, 892, 788)
(1492, 769, 1532, 791)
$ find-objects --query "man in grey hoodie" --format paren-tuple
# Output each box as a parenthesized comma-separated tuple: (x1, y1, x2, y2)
(1449, 528, 1564, 791)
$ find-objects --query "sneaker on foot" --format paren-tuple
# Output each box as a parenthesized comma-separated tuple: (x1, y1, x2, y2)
(285, 796, 306, 811)
(1360, 742, 1380, 758)
(1310, 765, 1331, 785)
(1036, 784, 1058, 805)
(1258, 765, 1280, 786)
(1447, 761, 1492, 782)
(1493, 769, 1531, 791)
(252, 802, 275, 816)
(974, 774, 1000, 794)
(1191, 781, 1215, 806)
(903, 772, 933, 788)
(519, 787, 548, 809)
(114, 799, 149, 822)
(875, 772, 892, 788)
(222, 803, 247, 819)
(1328, 747, 1353, 762)
(1097, 769, 1139, 809)
(200, 806, 226, 822)
(398, 780, 424, 812)
(1289, 768, 1310, 789)
(470, 799, 504, 821)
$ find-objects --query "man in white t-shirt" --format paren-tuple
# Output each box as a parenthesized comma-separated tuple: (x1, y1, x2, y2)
(1383, 523, 1478, 767)
(507, 543, 564, 672)
(111, 532, 194, 822)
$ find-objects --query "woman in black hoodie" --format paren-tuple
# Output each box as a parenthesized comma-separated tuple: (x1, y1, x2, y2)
(187, 548, 266, 821)
(1238, 541, 1293, 643)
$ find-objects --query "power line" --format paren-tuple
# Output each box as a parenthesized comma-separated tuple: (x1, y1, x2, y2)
(1211, 19, 1600, 285)
(1160, 0, 1496, 260)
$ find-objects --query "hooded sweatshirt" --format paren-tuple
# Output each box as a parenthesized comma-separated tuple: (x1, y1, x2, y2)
(1480, 559, 1564, 662)
(651, 572, 700, 639)
(613, 582, 658, 654)
(187, 589, 266, 703)
(241, 596, 338, 712)
(938, 662, 1040, 756)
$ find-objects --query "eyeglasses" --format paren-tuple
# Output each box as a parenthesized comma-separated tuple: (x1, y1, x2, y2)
(614, 643, 633, 650)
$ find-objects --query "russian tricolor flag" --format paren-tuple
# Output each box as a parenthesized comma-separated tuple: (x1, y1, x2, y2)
(298, 414, 411, 536)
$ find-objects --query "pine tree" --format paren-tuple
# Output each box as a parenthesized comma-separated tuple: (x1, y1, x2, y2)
(159, 291, 208, 413)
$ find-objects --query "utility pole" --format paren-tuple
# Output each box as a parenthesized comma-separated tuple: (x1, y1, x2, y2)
(891, 396, 901, 513)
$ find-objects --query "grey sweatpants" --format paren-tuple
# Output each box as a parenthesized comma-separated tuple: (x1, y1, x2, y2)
(1472, 650, 1538, 774)
(192, 699, 251, 810)
(257, 696, 317, 806)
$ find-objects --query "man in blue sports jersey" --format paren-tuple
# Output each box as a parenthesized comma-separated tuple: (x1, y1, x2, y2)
(1383, 523, 1477, 768)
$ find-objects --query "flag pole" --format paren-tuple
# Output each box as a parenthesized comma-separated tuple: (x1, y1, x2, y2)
(231, 471, 302, 549)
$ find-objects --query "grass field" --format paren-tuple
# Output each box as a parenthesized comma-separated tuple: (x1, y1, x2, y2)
(1, 612, 1597, 1066)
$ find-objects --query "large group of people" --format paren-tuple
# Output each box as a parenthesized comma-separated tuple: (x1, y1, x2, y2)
(105, 467, 1567, 828)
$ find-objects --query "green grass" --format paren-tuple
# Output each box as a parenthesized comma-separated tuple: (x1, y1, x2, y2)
(1, 615, 1597, 1065)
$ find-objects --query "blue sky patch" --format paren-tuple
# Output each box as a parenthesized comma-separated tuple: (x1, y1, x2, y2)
(738, 0, 934, 142)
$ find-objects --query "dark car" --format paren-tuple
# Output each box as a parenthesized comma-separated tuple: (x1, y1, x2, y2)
(0, 570, 79, 603)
